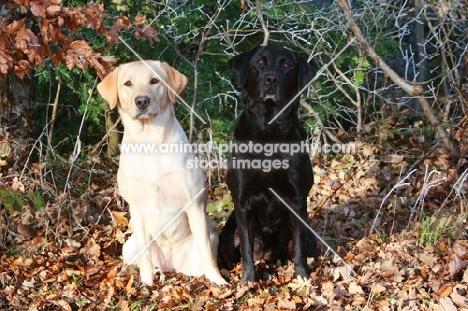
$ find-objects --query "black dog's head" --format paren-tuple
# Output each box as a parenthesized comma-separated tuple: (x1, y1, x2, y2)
(229, 46, 315, 105)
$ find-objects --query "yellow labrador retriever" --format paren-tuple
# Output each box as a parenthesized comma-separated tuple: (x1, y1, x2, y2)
(97, 60, 226, 285)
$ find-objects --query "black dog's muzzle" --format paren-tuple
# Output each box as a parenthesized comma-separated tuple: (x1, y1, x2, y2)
(260, 69, 283, 103)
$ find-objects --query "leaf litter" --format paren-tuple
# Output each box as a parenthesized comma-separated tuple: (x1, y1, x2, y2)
(0, 139, 467, 310)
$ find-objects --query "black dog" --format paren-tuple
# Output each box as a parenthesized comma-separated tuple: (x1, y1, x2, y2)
(218, 46, 317, 281)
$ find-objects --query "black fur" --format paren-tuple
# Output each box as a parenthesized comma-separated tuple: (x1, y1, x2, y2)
(218, 46, 317, 281)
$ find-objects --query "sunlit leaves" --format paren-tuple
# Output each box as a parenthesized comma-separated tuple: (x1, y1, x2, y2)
(0, 1, 158, 79)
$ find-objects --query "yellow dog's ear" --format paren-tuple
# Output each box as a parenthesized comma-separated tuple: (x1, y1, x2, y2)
(97, 67, 120, 109)
(160, 62, 188, 103)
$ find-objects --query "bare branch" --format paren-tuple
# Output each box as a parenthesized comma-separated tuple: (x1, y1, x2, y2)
(255, 0, 270, 46)
(336, 0, 457, 154)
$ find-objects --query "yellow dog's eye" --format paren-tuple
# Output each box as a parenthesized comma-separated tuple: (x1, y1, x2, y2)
(150, 78, 160, 84)
(124, 81, 132, 86)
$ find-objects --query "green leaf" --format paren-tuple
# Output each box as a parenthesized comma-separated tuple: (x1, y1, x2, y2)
(34, 196, 45, 211)
(13, 196, 24, 211)
(221, 194, 232, 206)
(206, 202, 218, 213)
(354, 70, 365, 86)
(213, 187, 222, 196)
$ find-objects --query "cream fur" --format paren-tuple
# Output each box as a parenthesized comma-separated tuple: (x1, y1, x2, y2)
(97, 60, 226, 285)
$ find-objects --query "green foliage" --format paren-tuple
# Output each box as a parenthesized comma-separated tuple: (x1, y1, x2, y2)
(23, 1, 363, 152)
(0, 189, 45, 212)
(26, 192, 46, 211)
(419, 214, 457, 246)
(32, 64, 104, 154)
(0, 188, 24, 212)
(206, 187, 234, 222)
(5, 247, 22, 256)
(26, 0, 415, 155)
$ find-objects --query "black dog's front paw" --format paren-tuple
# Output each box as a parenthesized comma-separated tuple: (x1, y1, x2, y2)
(241, 269, 256, 282)
(294, 265, 310, 279)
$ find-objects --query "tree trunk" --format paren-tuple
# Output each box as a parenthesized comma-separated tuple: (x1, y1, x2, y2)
(0, 74, 32, 137)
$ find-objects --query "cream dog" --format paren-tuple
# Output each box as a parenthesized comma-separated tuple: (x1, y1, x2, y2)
(97, 60, 226, 285)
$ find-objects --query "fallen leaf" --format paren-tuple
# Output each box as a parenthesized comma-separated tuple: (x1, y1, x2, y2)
(451, 284, 468, 308)
(418, 252, 439, 266)
(351, 295, 366, 306)
(125, 275, 136, 296)
(348, 282, 365, 295)
(134, 15, 146, 25)
(463, 268, 468, 283)
(332, 265, 353, 281)
(112, 211, 129, 226)
(277, 296, 296, 309)
(52, 300, 72, 311)
(371, 283, 387, 295)
(115, 229, 126, 244)
(381, 154, 404, 164)
(80, 238, 101, 260)
(376, 299, 391, 307)
(447, 254, 468, 277)
(437, 284, 453, 297)
(380, 268, 395, 278)
(321, 280, 335, 300)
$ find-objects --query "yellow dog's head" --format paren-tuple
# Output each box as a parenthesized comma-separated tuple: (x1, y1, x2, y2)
(97, 60, 187, 120)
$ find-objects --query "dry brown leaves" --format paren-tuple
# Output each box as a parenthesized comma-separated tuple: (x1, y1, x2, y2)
(0, 140, 467, 310)
(0, 0, 158, 79)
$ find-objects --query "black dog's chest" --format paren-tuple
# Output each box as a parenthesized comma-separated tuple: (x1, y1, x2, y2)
(234, 108, 294, 140)
(249, 194, 288, 228)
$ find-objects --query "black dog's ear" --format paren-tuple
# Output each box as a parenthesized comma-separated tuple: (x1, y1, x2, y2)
(228, 46, 263, 89)
(294, 52, 316, 94)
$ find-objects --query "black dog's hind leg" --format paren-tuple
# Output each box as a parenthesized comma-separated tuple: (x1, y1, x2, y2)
(218, 212, 241, 270)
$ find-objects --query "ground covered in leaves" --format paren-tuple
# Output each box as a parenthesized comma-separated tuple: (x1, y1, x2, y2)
(1, 136, 467, 310)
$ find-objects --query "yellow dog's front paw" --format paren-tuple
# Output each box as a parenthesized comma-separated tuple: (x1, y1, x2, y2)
(205, 270, 227, 285)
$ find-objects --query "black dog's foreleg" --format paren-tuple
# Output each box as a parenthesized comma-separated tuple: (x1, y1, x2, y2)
(290, 198, 310, 278)
(235, 196, 256, 281)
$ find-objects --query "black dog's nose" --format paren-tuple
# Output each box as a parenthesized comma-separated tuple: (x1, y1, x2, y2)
(264, 73, 278, 85)
(135, 96, 150, 110)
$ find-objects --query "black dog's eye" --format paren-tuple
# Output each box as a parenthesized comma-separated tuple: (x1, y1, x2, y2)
(150, 78, 160, 84)
(283, 63, 291, 69)
(256, 59, 264, 66)
(124, 81, 132, 86)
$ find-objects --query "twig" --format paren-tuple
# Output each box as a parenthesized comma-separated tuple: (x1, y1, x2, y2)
(453, 169, 468, 212)
(413, 165, 447, 219)
(255, 0, 269, 46)
(90, 116, 121, 155)
(369, 168, 416, 236)
(55, 79, 97, 235)
(408, 142, 440, 172)
(300, 101, 341, 144)
(404, 166, 447, 232)
(47, 78, 61, 157)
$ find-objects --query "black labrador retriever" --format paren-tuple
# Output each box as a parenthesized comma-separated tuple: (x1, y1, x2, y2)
(218, 45, 317, 281)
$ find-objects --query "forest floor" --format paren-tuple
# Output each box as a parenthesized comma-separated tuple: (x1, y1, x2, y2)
(0, 128, 467, 310)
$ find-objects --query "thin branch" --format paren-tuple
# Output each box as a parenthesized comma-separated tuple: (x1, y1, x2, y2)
(300, 101, 341, 144)
(90, 116, 121, 155)
(255, 0, 269, 46)
(47, 78, 61, 157)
